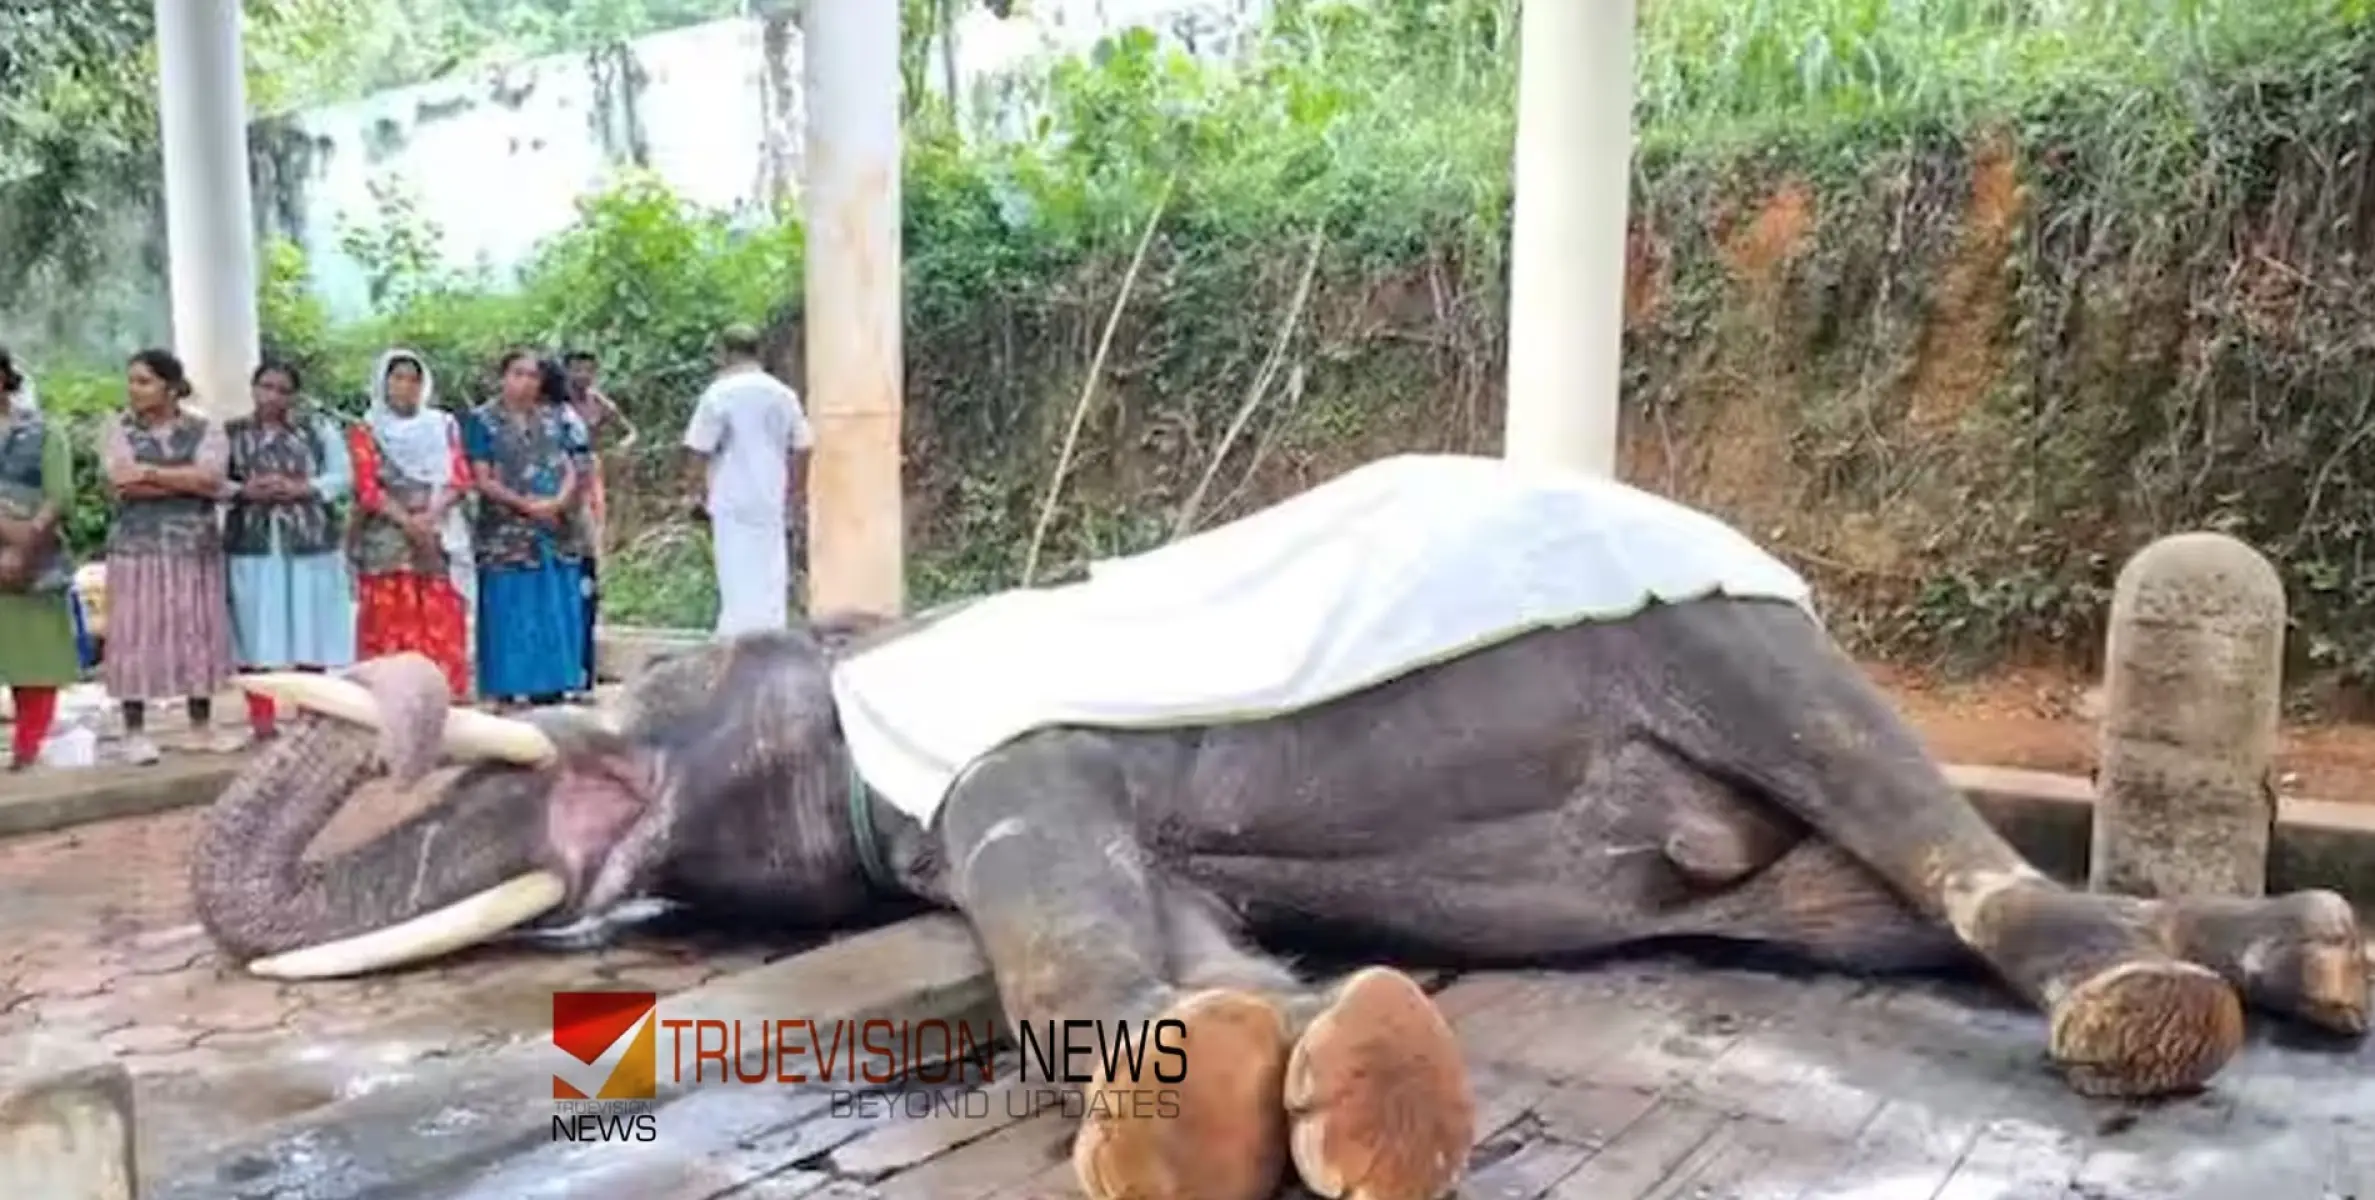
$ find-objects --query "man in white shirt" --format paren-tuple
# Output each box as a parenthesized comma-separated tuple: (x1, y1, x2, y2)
(681, 324, 814, 637)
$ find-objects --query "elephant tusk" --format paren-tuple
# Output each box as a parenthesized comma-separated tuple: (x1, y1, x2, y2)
(245, 871, 570, 980)
(238, 671, 559, 767)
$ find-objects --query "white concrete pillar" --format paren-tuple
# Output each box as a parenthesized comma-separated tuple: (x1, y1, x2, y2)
(1503, 0, 1636, 477)
(155, 0, 263, 422)
(802, 0, 907, 618)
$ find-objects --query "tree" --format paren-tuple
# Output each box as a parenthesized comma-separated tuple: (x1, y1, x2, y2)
(0, 0, 169, 294)
(0, 0, 358, 295)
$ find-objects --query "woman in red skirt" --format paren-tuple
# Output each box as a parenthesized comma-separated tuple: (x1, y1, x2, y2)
(348, 349, 474, 699)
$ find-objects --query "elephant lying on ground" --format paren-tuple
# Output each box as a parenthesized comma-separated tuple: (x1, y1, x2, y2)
(192, 456, 2368, 1200)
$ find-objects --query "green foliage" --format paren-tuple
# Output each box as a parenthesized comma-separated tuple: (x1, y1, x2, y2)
(1987, 18, 2375, 682)
(0, 0, 165, 296)
(32, 0, 2375, 693)
(0, 0, 448, 295)
(257, 239, 335, 366)
(518, 172, 805, 404)
(337, 179, 459, 310)
(1609, 0, 2375, 684)
(243, 0, 753, 113)
(287, 172, 802, 403)
(28, 361, 132, 557)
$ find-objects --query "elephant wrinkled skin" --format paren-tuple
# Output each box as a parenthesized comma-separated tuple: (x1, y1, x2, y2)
(193, 538, 2369, 1200)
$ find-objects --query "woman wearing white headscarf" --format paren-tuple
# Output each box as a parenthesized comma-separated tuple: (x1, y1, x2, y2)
(345, 349, 475, 699)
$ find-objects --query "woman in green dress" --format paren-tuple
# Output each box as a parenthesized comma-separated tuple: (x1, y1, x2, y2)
(0, 348, 82, 770)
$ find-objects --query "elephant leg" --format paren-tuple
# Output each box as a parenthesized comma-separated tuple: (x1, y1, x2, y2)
(1660, 840, 1969, 974)
(2155, 891, 2368, 1036)
(1614, 738, 1803, 889)
(942, 736, 1294, 1200)
(1161, 888, 1473, 1200)
(1662, 802, 2366, 1037)
(1654, 601, 2247, 1097)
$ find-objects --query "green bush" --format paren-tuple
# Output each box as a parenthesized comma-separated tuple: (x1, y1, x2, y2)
(30, 365, 123, 558)
(34, 0, 2375, 691)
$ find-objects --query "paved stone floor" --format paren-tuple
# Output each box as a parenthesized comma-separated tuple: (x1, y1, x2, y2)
(5, 711, 2369, 1198)
(4, 682, 241, 761)
(0, 774, 783, 1182)
(150, 957, 2375, 1200)
(549, 971, 2375, 1199)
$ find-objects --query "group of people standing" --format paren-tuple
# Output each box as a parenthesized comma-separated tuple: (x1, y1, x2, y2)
(0, 342, 637, 769)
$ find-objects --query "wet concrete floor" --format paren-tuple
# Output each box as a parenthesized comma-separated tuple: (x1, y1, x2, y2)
(0, 771, 782, 1182)
(5, 736, 2370, 1198)
(146, 956, 2375, 1199)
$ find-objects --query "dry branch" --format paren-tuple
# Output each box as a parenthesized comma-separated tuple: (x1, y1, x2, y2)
(1020, 176, 1175, 586)
(1172, 227, 1327, 541)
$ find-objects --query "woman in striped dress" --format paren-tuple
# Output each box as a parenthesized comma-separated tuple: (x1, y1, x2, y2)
(99, 348, 237, 764)
(348, 349, 475, 699)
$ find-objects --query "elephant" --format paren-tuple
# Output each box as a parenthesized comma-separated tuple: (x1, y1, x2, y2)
(191, 455, 2368, 1200)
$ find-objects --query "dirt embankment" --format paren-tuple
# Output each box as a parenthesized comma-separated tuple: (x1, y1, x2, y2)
(849, 120, 2375, 791)
(1872, 661, 2375, 804)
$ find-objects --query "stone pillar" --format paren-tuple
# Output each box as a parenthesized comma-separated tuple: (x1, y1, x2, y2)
(802, 0, 906, 618)
(154, 0, 263, 422)
(2091, 532, 2286, 898)
(0, 1038, 139, 1199)
(1503, 0, 1635, 478)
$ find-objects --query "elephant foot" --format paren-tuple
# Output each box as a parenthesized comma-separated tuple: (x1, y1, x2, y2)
(2252, 936, 2371, 1036)
(1285, 966, 1472, 1200)
(2165, 890, 2369, 1037)
(1964, 883, 2245, 1098)
(1072, 988, 1289, 1200)
(2047, 959, 2244, 1098)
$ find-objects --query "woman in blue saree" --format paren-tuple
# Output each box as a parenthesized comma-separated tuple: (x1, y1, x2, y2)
(462, 349, 591, 707)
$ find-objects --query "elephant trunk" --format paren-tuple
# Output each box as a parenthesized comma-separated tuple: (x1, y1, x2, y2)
(191, 667, 573, 980)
